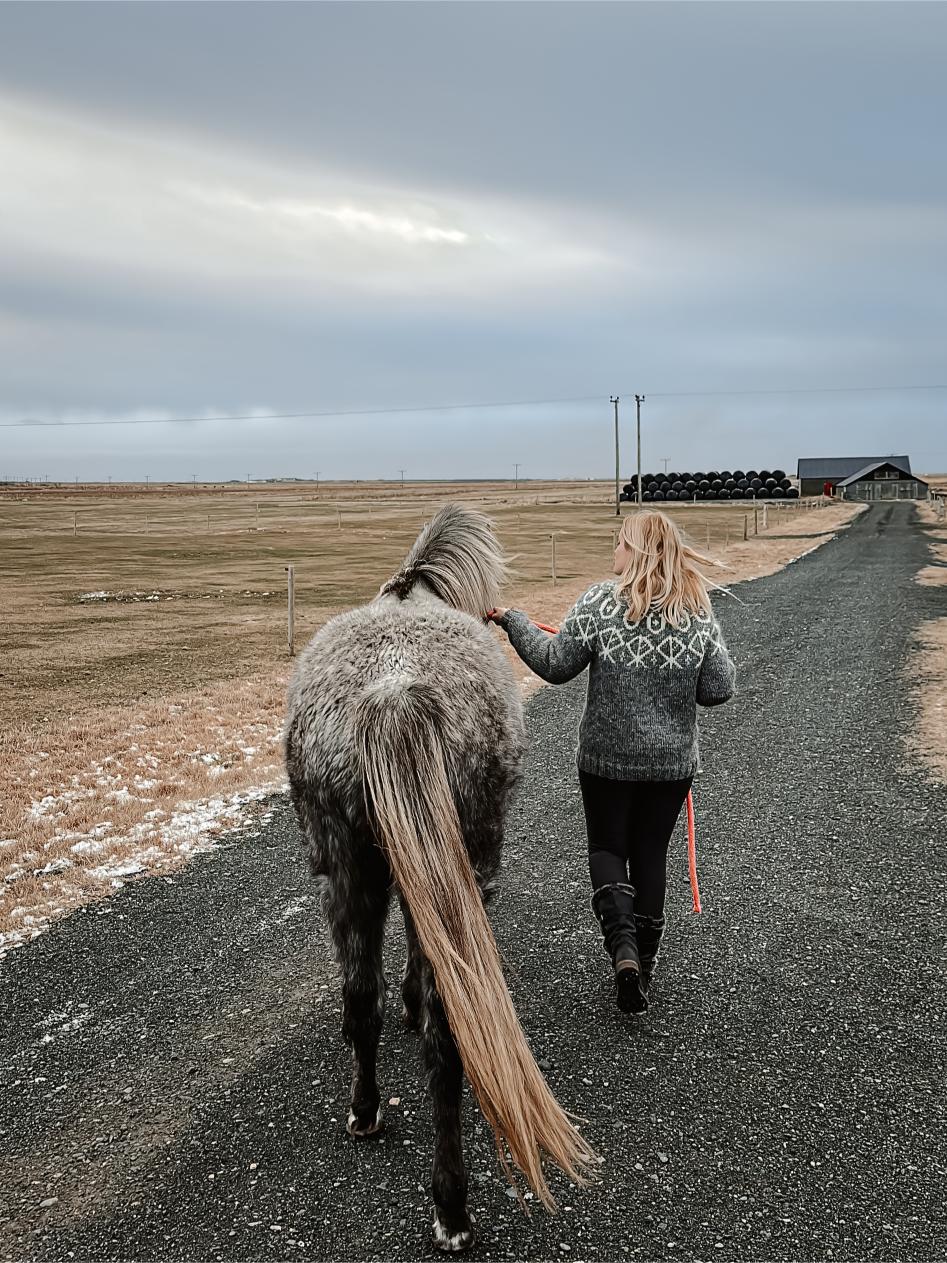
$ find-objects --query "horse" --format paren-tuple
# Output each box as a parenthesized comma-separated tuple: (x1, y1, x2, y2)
(284, 504, 598, 1251)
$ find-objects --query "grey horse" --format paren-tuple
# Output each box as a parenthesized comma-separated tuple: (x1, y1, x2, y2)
(285, 504, 597, 1251)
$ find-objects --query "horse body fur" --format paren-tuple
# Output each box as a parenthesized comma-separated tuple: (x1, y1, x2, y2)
(286, 587, 526, 875)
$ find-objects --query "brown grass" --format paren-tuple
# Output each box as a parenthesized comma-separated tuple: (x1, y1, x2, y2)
(906, 496, 947, 783)
(907, 619, 947, 784)
(0, 482, 859, 952)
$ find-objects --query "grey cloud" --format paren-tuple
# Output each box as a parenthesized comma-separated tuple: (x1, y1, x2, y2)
(0, 1, 944, 479)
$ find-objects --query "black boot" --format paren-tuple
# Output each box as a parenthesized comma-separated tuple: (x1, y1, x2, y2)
(635, 913, 666, 995)
(591, 883, 648, 1014)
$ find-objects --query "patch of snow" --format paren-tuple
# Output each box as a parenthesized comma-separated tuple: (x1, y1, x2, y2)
(88, 859, 147, 881)
(33, 859, 72, 876)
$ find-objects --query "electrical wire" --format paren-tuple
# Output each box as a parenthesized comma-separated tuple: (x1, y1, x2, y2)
(3, 382, 946, 428)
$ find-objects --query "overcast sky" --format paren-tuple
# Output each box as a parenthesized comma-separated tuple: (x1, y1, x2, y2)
(1, 1, 945, 481)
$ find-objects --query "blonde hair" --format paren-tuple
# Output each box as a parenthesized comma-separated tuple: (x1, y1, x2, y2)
(616, 510, 719, 626)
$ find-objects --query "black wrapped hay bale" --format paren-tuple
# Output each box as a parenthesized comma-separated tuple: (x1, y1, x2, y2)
(786, 487, 800, 499)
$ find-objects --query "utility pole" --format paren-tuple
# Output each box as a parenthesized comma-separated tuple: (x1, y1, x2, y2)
(399, 468, 406, 487)
(514, 463, 521, 491)
(313, 471, 320, 495)
(192, 474, 197, 490)
(611, 396, 620, 516)
(661, 457, 670, 475)
(145, 474, 150, 491)
(635, 394, 645, 504)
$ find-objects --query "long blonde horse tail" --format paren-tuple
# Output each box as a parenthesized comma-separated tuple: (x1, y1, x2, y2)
(356, 677, 599, 1209)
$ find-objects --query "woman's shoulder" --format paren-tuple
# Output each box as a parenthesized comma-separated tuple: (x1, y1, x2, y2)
(576, 578, 619, 607)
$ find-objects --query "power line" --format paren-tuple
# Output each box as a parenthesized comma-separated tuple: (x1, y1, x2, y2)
(2, 382, 946, 429)
(644, 383, 947, 400)
(0, 394, 603, 430)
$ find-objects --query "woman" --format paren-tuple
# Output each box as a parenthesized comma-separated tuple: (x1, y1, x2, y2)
(490, 509, 736, 1014)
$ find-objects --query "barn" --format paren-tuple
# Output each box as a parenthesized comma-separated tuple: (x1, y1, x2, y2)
(796, 455, 926, 500)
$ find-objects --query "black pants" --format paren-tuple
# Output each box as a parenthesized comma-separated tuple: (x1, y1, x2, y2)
(579, 770, 693, 918)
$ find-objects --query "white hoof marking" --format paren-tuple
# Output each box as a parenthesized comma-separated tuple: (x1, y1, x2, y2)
(345, 1104, 384, 1137)
(433, 1212, 476, 1253)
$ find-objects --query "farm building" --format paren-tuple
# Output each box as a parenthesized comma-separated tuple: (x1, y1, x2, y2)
(796, 455, 926, 499)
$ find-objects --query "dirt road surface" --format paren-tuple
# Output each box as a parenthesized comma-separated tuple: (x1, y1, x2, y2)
(1, 503, 944, 1261)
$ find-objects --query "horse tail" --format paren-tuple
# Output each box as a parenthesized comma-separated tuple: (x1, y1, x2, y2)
(356, 677, 599, 1209)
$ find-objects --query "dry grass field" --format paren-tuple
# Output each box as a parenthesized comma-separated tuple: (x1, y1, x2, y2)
(910, 490, 947, 784)
(0, 479, 859, 952)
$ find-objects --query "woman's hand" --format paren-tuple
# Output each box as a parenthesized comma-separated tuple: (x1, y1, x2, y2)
(487, 607, 508, 622)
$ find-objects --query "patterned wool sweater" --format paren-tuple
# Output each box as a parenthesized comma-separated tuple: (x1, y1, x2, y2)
(499, 580, 736, 781)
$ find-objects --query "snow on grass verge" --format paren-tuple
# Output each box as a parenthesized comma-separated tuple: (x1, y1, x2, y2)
(1, 673, 290, 958)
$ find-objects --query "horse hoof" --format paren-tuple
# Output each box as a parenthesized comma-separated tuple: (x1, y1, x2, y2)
(433, 1212, 476, 1253)
(346, 1105, 385, 1139)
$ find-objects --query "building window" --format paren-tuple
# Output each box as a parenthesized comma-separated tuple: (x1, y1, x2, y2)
(877, 467, 898, 479)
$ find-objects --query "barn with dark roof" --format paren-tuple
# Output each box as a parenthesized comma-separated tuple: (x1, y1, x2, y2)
(796, 455, 928, 500)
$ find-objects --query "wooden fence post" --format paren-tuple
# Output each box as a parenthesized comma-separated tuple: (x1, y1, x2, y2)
(337, 507, 342, 530)
(743, 514, 748, 541)
(73, 512, 78, 537)
(286, 565, 295, 657)
(754, 507, 759, 535)
(551, 534, 558, 586)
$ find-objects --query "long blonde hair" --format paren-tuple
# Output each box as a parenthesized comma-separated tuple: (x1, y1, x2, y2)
(616, 510, 719, 626)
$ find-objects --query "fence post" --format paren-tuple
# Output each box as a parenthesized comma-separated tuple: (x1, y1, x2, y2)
(754, 507, 759, 535)
(337, 507, 342, 530)
(286, 565, 295, 657)
(743, 514, 748, 541)
(256, 501, 260, 531)
(706, 524, 711, 551)
(551, 534, 558, 586)
(74, 512, 78, 537)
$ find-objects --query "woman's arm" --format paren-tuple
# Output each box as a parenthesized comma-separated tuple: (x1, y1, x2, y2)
(495, 609, 593, 684)
(696, 617, 736, 706)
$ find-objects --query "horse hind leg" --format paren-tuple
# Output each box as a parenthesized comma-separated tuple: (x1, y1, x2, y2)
(322, 871, 390, 1139)
(399, 894, 423, 1032)
(418, 957, 475, 1252)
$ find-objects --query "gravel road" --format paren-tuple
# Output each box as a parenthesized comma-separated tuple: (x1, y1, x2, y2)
(2, 502, 945, 1262)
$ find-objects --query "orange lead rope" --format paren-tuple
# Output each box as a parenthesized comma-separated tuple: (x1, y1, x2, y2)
(488, 608, 703, 913)
(686, 788, 701, 913)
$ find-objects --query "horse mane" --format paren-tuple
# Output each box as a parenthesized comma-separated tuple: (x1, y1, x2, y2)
(378, 504, 507, 618)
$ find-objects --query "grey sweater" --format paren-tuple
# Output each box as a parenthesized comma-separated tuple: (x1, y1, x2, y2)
(499, 580, 736, 781)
